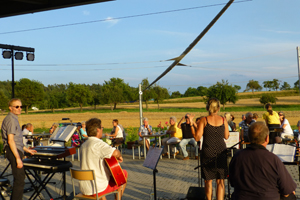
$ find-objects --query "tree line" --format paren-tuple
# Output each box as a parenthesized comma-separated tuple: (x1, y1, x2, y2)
(0, 78, 298, 113)
(0, 78, 171, 113)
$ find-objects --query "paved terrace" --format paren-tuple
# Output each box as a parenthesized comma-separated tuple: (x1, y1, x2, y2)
(0, 148, 300, 200)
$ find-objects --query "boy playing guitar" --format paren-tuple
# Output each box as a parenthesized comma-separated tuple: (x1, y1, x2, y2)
(80, 118, 127, 200)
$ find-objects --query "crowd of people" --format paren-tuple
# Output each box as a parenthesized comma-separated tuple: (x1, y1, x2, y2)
(1, 97, 298, 200)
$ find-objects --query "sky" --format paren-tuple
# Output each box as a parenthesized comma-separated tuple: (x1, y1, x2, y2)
(0, 0, 300, 94)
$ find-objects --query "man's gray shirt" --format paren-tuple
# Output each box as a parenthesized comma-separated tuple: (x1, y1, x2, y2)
(1, 112, 24, 153)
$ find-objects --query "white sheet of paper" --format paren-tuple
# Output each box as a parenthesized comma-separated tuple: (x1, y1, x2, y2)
(272, 144, 295, 162)
(224, 132, 240, 149)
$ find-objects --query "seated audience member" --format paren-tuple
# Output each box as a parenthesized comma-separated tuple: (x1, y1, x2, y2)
(80, 121, 88, 140)
(161, 116, 182, 157)
(22, 123, 33, 146)
(71, 122, 82, 147)
(138, 117, 152, 151)
(225, 113, 234, 131)
(229, 122, 296, 200)
(80, 118, 127, 199)
(178, 113, 198, 160)
(49, 123, 59, 134)
(21, 124, 27, 131)
(238, 115, 246, 128)
(253, 113, 258, 121)
(230, 114, 236, 131)
(278, 111, 294, 139)
(239, 113, 255, 142)
(263, 103, 280, 129)
(106, 119, 124, 146)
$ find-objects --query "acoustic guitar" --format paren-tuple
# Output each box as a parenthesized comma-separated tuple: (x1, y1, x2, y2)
(104, 156, 127, 186)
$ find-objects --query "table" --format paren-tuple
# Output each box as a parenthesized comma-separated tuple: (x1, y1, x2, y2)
(140, 131, 166, 159)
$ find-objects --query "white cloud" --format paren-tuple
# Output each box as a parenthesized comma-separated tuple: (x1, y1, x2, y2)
(104, 17, 119, 27)
(83, 10, 90, 16)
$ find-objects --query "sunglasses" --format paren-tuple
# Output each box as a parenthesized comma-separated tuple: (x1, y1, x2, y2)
(12, 106, 22, 109)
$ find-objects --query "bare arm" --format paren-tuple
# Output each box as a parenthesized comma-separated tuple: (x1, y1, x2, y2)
(108, 126, 119, 138)
(282, 124, 287, 129)
(8, 134, 23, 169)
(240, 129, 244, 141)
(177, 117, 185, 129)
(195, 118, 205, 142)
(112, 149, 123, 162)
(224, 119, 230, 140)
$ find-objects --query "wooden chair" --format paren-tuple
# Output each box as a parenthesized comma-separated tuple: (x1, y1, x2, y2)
(70, 168, 119, 200)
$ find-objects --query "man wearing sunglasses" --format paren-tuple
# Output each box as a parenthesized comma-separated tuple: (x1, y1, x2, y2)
(1, 98, 36, 200)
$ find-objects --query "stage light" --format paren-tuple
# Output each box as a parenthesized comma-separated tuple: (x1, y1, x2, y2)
(2, 50, 12, 59)
(26, 52, 34, 61)
(15, 52, 23, 60)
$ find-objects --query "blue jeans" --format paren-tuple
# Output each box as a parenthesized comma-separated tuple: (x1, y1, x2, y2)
(179, 138, 198, 157)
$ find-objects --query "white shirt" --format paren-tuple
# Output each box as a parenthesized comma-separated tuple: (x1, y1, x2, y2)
(115, 125, 123, 138)
(22, 129, 32, 146)
(79, 137, 116, 195)
(280, 119, 294, 138)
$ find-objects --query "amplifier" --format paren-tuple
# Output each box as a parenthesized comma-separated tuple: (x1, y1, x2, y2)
(186, 187, 205, 200)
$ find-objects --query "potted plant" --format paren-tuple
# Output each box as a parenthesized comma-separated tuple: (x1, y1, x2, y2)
(125, 127, 139, 149)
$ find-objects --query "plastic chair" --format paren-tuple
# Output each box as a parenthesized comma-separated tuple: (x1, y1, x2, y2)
(167, 141, 181, 159)
(70, 168, 119, 200)
(132, 144, 141, 159)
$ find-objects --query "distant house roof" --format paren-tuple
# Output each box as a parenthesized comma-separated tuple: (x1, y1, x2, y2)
(0, 0, 113, 19)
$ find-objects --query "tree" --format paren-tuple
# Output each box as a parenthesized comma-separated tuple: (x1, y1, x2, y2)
(197, 86, 208, 96)
(90, 84, 103, 110)
(152, 84, 169, 109)
(271, 79, 280, 91)
(0, 90, 9, 111)
(294, 80, 299, 89)
(66, 82, 92, 112)
(259, 94, 278, 106)
(170, 91, 182, 98)
(184, 87, 199, 97)
(233, 85, 241, 92)
(263, 81, 273, 91)
(245, 80, 262, 93)
(141, 78, 155, 110)
(206, 80, 238, 110)
(15, 78, 45, 114)
(280, 82, 291, 90)
(102, 78, 132, 110)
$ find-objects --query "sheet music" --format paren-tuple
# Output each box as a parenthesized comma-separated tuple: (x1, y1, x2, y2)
(266, 144, 274, 152)
(272, 144, 295, 162)
(224, 132, 239, 149)
(50, 125, 76, 143)
(143, 146, 163, 170)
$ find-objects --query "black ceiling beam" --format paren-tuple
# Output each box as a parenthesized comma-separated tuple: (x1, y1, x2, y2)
(0, 0, 113, 18)
(0, 44, 34, 52)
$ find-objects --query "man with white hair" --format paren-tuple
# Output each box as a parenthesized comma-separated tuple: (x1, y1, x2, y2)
(138, 117, 152, 151)
(161, 116, 182, 157)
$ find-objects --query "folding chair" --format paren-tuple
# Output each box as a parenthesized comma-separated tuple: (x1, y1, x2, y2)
(70, 168, 119, 200)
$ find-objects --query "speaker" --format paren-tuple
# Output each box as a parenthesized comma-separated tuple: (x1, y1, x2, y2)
(186, 187, 205, 200)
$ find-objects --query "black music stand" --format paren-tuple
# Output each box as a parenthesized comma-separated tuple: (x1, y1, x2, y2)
(143, 146, 163, 200)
